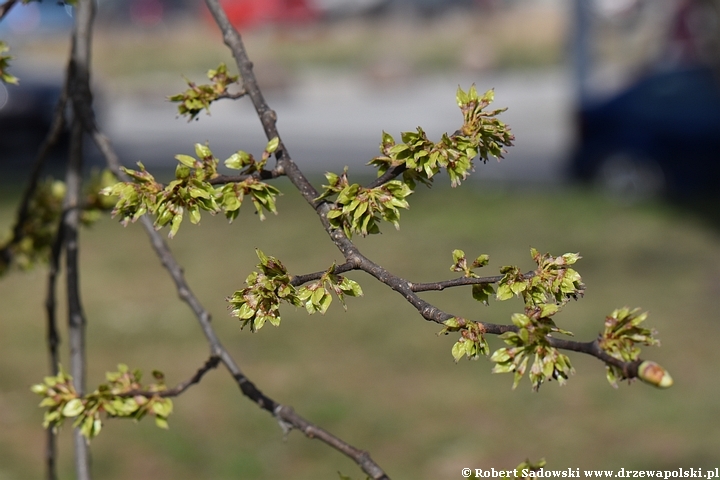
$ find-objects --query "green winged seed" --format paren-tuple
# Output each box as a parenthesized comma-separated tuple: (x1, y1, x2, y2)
(62, 398, 85, 418)
(195, 143, 213, 159)
(175, 154, 196, 168)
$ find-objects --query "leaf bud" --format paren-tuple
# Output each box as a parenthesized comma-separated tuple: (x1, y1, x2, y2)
(637, 360, 673, 388)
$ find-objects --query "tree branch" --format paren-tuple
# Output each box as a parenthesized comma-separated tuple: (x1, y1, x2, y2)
(0, 0, 19, 21)
(64, 115, 91, 480)
(90, 96, 392, 480)
(410, 271, 535, 292)
(289, 261, 355, 286)
(119, 356, 221, 398)
(365, 164, 408, 189)
(62, 1, 97, 478)
(200, 2, 391, 477)
(207, 167, 284, 184)
(202, 0, 320, 207)
(43, 223, 65, 480)
(196, 2, 648, 470)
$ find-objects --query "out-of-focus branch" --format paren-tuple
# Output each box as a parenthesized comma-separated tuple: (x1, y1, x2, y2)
(64, 116, 91, 480)
(43, 223, 64, 480)
(0, 0, 19, 21)
(62, 0, 97, 478)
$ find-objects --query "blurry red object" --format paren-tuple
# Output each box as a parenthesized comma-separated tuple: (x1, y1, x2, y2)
(207, 0, 319, 28)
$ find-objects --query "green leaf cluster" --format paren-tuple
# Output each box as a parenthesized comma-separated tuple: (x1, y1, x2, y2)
(491, 312, 575, 391)
(515, 458, 547, 479)
(222, 137, 281, 222)
(599, 307, 660, 387)
(369, 85, 514, 188)
(103, 142, 280, 237)
(489, 249, 584, 390)
(228, 249, 301, 331)
(440, 248, 582, 388)
(0, 179, 64, 276)
(450, 249, 493, 305)
(0, 41, 18, 85)
(1, 172, 115, 276)
(31, 364, 172, 440)
(297, 264, 363, 314)
(228, 251, 363, 330)
(314, 86, 513, 238)
(168, 63, 240, 120)
(440, 317, 490, 362)
(496, 249, 584, 307)
(318, 169, 412, 237)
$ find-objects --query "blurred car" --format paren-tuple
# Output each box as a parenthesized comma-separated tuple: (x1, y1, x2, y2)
(568, 66, 720, 199)
(0, 74, 67, 167)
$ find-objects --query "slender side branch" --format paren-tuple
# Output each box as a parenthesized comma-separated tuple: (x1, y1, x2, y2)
(207, 167, 284, 185)
(365, 164, 408, 189)
(120, 356, 221, 398)
(290, 261, 355, 286)
(217, 90, 247, 100)
(410, 271, 535, 292)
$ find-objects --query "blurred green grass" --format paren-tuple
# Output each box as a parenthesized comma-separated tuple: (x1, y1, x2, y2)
(1, 182, 720, 479)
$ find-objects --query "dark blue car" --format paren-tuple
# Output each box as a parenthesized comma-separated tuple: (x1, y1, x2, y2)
(569, 66, 720, 199)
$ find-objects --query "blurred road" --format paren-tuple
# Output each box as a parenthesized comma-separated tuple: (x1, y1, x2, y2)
(103, 68, 573, 183)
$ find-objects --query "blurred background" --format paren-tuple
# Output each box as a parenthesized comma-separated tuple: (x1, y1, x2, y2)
(1, 1, 720, 478)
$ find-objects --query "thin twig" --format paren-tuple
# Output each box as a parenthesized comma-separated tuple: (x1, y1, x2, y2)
(207, 168, 284, 185)
(120, 356, 221, 398)
(365, 164, 408, 189)
(410, 271, 535, 292)
(217, 90, 247, 100)
(290, 261, 355, 286)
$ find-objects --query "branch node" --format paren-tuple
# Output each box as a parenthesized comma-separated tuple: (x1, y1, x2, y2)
(263, 109, 277, 124)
